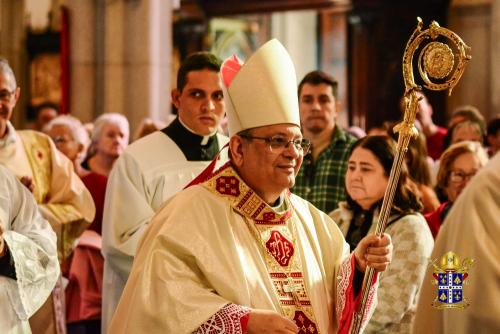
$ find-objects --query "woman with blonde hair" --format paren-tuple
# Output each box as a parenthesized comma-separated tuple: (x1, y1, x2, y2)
(132, 118, 166, 142)
(425, 140, 488, 238)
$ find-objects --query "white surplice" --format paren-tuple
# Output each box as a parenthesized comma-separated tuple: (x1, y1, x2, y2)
(101, 131, 228, 330)
(0, 165, 59, 333)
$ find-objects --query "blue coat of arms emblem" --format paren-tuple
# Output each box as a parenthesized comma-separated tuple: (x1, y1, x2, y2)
(431, 251, 473, 309)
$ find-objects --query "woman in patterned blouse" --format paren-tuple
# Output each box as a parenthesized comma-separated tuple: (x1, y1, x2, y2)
(330, 135, 434, 333)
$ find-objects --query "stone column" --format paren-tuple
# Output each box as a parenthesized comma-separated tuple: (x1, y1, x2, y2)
(62, 0, 97, 123)
(0, 0, 27, 127)
(319, 8, 350, 129)
(103, 0, 172, 135)
(448, 1, 491, 121)
(271, 11, 317, 81)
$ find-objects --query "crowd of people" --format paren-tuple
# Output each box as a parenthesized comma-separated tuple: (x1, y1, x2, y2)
(0, 37, 499, 334)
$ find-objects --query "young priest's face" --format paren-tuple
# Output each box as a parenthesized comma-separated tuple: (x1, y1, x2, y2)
(231, 124, 304, 203)
(173, 69, 225, 136)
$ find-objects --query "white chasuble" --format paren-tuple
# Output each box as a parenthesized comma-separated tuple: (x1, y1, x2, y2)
(109, 163, 377, 334)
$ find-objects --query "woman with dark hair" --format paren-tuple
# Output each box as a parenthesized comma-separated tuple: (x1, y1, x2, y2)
(330, 135, 434, 333)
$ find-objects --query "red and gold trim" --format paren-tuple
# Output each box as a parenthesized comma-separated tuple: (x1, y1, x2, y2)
(266, 230, 294, 266)
(202, 163, 293, 225)
(336, 255, 379, 334)
(193, 303, 250, 334)
(270, 272, 311, 306)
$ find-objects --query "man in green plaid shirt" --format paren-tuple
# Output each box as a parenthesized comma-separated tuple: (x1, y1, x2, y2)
(293, 71, 357, 213)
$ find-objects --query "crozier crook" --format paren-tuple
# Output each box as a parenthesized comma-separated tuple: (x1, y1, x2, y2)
(349, 17, 471, 334)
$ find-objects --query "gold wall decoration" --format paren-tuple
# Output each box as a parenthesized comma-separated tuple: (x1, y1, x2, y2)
(30, 53, 61, 106)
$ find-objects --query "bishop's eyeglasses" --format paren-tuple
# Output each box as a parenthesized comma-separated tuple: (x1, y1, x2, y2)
(240, 134, 311, 155)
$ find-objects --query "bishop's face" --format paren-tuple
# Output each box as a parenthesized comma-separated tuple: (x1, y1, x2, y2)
(231, 124, 304, 204)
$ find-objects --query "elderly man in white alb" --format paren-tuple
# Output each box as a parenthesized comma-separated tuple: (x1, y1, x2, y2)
(109, 40, 393, 334)
(0, 57, 94, 334)
(0, 165, 59, 333)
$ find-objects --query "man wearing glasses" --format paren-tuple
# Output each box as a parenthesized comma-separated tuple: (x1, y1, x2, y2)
(0, 58, 95, 334)
(109, 40, 393, 334)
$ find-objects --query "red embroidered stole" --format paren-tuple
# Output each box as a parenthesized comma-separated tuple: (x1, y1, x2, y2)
(202, 163, 320, 333)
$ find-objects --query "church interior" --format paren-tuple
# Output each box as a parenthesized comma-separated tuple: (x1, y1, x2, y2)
(1, 1, 500, 334)
(1, 0, 498, 135)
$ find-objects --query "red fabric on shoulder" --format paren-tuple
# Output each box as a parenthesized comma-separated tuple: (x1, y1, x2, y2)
(424, 201, 449, 239)
(184, 143, 229, 189)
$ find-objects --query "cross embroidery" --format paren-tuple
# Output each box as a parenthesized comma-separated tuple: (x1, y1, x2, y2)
(283, 277, 300, 293)
(283, 277, 302, 307)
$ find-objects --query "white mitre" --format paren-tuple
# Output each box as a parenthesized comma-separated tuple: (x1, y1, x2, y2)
(220, 39, 301, 136)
